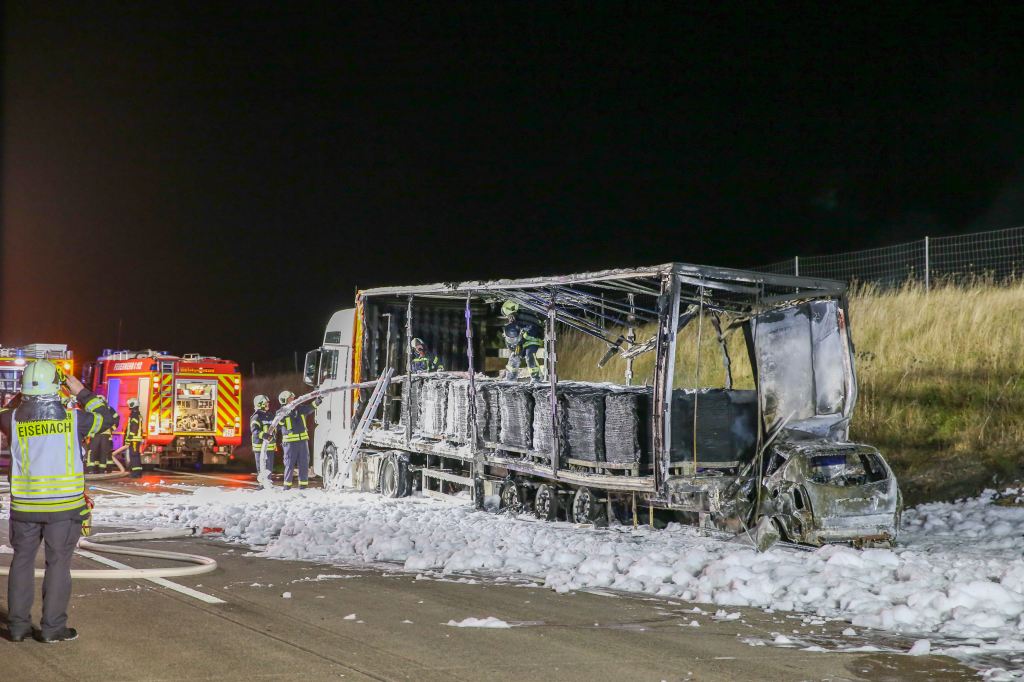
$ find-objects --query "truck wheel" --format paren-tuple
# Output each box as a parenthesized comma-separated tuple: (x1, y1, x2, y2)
(534, 484, 558, 522)
(571, 487, 607, 527)
(379, 453, 410, 498)
(499, 480, 526, 513)
(322, 444, 339, 489)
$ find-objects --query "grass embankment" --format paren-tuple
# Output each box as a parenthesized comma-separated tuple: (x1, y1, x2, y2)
(850, 282, 1024, 503)
(558, 281, 1024, 504)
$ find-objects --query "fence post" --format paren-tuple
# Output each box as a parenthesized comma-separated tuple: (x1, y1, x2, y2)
(924, 236, 930, 291)
(794, 256, 800, 277)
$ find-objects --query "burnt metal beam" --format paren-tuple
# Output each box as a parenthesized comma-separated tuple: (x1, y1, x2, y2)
(652, 273, 681, 492)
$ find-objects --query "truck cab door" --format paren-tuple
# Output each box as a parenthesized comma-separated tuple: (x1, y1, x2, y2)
(312, 308, 356, 479)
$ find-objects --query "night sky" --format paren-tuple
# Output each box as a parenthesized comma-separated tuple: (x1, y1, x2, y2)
(3, 2, 1024, 367)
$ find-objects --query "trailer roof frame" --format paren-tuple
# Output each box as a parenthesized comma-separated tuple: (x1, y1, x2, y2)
(359, 262, 846, 313)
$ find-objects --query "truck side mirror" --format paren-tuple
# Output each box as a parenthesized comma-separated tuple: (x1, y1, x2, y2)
(303, 349, 321, 386)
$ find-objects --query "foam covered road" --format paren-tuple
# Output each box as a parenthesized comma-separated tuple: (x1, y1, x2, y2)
(73, 479, 1024, 678)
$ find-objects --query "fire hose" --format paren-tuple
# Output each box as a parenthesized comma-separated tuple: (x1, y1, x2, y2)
(256, 371, 397, 489)
(0, 528, 218, 579)
(84, 443, 131, 481)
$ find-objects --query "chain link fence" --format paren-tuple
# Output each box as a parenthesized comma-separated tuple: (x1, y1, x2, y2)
(755, 225, 1024, 287)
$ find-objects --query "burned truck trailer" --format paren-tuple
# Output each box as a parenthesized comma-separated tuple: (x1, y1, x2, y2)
(306, 263, 901, 546)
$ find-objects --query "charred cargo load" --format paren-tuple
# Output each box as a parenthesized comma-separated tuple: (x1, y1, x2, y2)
(305, 262, 901, 547)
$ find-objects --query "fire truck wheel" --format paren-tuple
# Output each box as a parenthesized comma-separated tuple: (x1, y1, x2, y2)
(533, 483, 558, 522)
(571, 487, 607, 527)
(378, 453, 410, 498)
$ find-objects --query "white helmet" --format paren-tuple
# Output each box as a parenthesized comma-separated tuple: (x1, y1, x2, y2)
(127, 397, 140, 409)
(21, 360, 63, 397)
(254, 394, 269, 410)
(278, 390, 295, 405)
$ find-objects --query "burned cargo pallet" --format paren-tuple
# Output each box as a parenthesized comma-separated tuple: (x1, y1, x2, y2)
(498, 382, 533, 451)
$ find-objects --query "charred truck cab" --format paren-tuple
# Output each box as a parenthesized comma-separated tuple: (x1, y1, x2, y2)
(307, 263, 901, 547)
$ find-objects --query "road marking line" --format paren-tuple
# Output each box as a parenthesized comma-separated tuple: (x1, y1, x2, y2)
(88, 486, 139, 497)
(75, 549, 226, 604)
(155, 469, 260, 487)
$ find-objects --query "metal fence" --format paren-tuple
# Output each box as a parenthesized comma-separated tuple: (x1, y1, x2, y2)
(755, 225, 1024, 288)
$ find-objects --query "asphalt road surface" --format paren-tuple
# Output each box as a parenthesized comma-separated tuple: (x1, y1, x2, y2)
(0, 472, 975, 681)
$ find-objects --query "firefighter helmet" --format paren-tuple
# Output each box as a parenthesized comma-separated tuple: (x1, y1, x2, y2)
(21, 360, 63, 396)
(254, 394, 270, 410)
(278, 390, 295, 405)
(501, 300, 519, 318)
(127, 397, 140, 409)
(411, 337, 425, 350)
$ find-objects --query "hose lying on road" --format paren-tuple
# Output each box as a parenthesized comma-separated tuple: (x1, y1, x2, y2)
(83, 444, 131, 481)
(0, 528, 219, 580)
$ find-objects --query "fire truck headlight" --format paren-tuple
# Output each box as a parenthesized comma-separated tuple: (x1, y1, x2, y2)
(14, 358, 25, 366)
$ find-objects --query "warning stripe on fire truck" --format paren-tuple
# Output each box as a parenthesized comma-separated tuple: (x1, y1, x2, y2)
(216, 374, 240, 434)
(159, 373, 173, 428)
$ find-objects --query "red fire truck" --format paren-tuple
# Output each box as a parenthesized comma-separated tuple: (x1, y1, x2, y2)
(0, 344, 75, 468)
(82, 349, 243, 468)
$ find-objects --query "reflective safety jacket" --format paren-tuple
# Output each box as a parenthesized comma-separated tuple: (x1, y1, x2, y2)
(504, 312, 544, 351)
(0, 389, 116, 520)
(126, 409, 143, 443)
(410, 351, 444, 373)
(250, 408, 278, 452)
(278, 401, 316, 444)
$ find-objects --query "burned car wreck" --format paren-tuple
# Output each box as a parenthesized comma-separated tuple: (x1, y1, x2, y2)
(309, 262, 902, 548)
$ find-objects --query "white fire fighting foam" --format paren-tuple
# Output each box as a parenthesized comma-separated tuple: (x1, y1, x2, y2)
(90, 486, 1024, 675)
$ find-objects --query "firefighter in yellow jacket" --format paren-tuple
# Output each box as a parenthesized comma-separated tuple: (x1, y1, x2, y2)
(125, 397, 143, 478)
(86, 411, 117, 473)
(0, 360, 116, 642)
(277, 390, 319, 489)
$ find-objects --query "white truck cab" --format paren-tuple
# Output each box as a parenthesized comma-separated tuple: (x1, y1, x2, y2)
(304, 308, 355, 481)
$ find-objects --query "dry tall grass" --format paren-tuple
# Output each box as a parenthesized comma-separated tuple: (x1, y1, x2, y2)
(558, 281, 1024, 502)
(558, 318, 755, 389)
(850, 280, 1024, 501)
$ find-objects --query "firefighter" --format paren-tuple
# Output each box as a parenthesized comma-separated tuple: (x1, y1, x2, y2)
(410, 337, 444, 373)
(250, 394, 277, 477)
(86, 411, 117, 473)
(125, 397, 143, 478)
(277, 390, 318, 490)
(0, 360, 116, 643)
(500, 300, 544, 381)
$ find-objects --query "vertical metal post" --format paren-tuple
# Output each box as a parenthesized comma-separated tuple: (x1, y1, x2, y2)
(294, 351, 299, 373)
(547, 292, 560, 478)
(465, 293, 480, 451)
(381, 314, 393, 428)
(924, 236, 930, 291)
(692, 282, 705, 476)
(794, 256, 800, 277)
(625, 293, 636, 386)
(404, 296, 414, 446)
(652, 273, 681, 491)
(465, 293, 485, 504)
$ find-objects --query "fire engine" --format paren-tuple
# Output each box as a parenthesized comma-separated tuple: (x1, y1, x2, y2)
(82, 349, 242, 468)
(0, 344, 75, 468)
